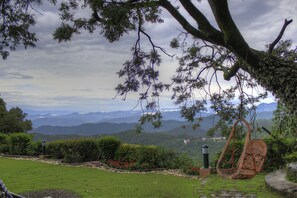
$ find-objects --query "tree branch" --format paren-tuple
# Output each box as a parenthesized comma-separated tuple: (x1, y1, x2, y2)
(159, 0, 210, 42)
(207, 0, 263, 72)
(223, 61, 240, 81)
(208, 0, 250, 53)
(179, 0, 225, 46)
(268, 19, 293, 53)
(179, 0, 214, 32)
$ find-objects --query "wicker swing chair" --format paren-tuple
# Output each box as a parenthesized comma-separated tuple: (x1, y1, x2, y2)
(216, 118, 267, 179)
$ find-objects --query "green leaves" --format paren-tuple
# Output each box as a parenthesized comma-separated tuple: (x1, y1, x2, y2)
(0, 0, 38, 59)
(0, 98, 32, 134)
(53, 24, 76, 43)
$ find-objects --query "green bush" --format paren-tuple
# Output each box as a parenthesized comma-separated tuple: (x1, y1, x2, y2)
(0, 133, 9, 153)
(115, 143, 190, 170)
(48, 139, 100, 163)
(284, 152, 297, 164)
(47, 140, 66, 159)
(27, 141, 42, 156)
(263, 137, 297, 172)
(8, 133, 32, 155)
(172, 153, 196, 171)
(63, 139, 100, 163)
(97, 136, 121, 161)
(116, 143, 140, 162)
(0, 133, 8, 143)
(137, 146, 176, 169)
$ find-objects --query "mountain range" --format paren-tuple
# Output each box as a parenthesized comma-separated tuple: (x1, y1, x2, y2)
(29, 102, 276, 137)
(27, 102, 276, 128)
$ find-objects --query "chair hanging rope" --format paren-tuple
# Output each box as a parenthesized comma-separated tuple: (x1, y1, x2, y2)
(216, 118, 267, 179)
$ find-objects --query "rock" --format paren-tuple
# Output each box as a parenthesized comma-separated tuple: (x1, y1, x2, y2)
(265, 169, 297, 198)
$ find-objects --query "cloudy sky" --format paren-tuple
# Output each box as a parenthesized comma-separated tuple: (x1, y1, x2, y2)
(1, 0, 296, 113)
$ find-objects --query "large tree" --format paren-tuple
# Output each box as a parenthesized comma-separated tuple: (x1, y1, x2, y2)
(0, 98, 32, 134)
(1, 1, 297, 123)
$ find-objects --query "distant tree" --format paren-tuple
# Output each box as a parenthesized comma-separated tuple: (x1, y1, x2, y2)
(0, 98, 32, 134)
(1, 1, 297, 125)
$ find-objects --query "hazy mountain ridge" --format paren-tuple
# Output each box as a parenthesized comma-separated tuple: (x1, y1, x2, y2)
(29, 102, 276, 136)
(31, 120, 196, 136)
(27, 102, 276, 128)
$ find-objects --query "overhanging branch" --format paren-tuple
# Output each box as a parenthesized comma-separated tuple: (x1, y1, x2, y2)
(179, 0, 225, 46)
(179, 0, 215, 32)
(207, 0, 260, 68)
(159, 0, 209, 42)
(208, 0, 250, 52)
(268, 19, 293, 53)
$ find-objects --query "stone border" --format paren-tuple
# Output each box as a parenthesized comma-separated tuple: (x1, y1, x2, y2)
(265, 169, 297, 198)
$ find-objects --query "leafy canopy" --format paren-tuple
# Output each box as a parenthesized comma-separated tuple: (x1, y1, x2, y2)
(0, 97, 32, 134)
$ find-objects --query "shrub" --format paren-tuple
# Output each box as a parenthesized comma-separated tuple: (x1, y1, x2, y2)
(27, 141, 42, 156)
(172, 153, 195, 171)
(97, 136, 121, 161)
(8, 133, 32, 155)
(136, 146, 177, 169)
(47, 140, 66, 159)
(284, 152, 297, 164)
(48, 139, 100, 163)
(116, 143, 140, 163)
(263, 137, 297, 172)
(63, 139, 100, 163)
(0, 133, 9, 153)
(116, 143, 188, 170)
(0, 133, 8, 143)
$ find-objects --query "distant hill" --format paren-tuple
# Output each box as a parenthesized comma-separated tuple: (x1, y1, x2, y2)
(31, 122, 138, 136)
(27, 102, 276, 128)
(31, 111, 226, 136)
(31, 113, 274, 137)
(31, 120, 191, 136)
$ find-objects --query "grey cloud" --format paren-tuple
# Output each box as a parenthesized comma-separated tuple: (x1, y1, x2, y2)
(0, 71, 33, 79)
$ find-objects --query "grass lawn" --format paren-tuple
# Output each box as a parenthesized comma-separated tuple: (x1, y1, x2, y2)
(0, 157, 280, 198)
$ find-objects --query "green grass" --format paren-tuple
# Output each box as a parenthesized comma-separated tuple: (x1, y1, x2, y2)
(0, 157, 280, 198)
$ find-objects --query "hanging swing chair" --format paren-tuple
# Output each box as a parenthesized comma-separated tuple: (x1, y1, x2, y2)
(216, 118, 267, 179)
